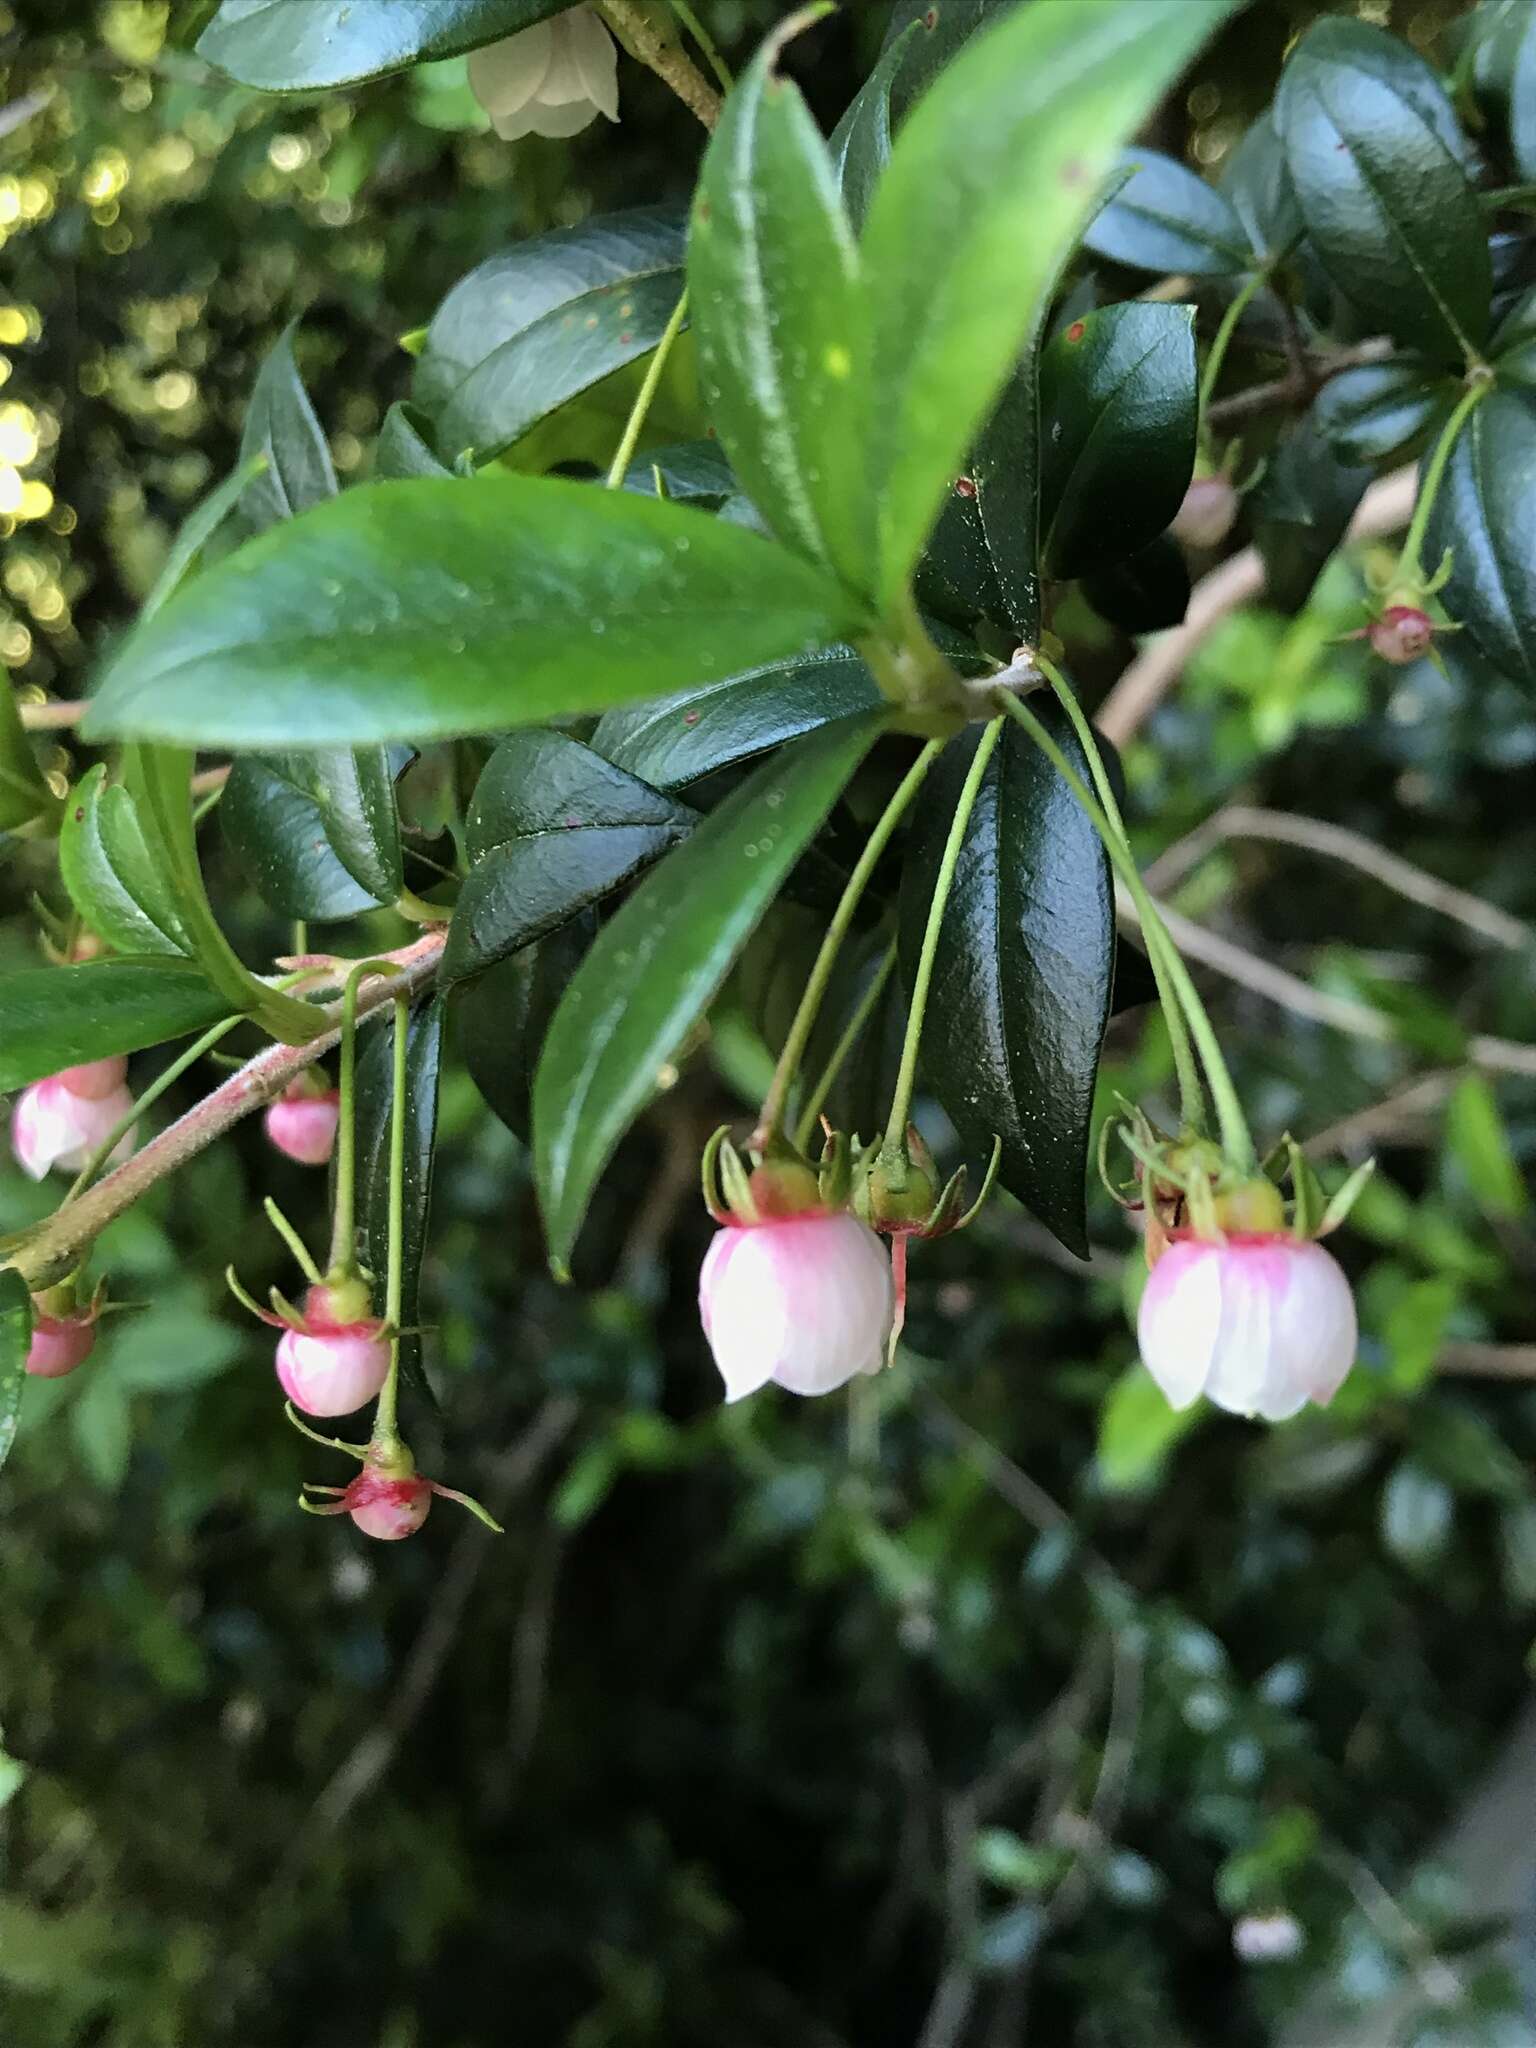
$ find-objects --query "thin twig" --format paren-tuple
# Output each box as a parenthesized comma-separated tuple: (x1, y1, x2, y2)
(1146, 804, 1531, 952)
(596, 0, 722, 129)
(1206, 337, 1394, 428)
(1097, 467, 1419, 746)
(1436, 1343, 1536, 1381)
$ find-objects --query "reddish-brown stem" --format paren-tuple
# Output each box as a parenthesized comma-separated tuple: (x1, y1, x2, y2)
(5, 931, 445, 1290)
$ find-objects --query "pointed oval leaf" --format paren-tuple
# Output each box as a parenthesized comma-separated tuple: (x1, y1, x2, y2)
(415, 210, 687, 466)
(355, 995, 445, 1397)
(533, 712, 885, 1270)
(829, 20, 918, 233)
(197, 0, 568, 90)
(59, 765, 197, 958)
(1275, 17, 1490, 365)
(621, 439, 736, 505)
(441, 731, 693, 987)
(235, 322, 336, 535)
(1219, 111, 1302, 264)
(1083, 147, 1251, 277)
(376, 402, 453, 481)
(0, 960, 230, 1090)
(221, 749, 405, 920)
(1490, 284, 1536, 388)
(0, 1269, 31, 1475)
(861, 0, 1244, 610)
(690, 21, 872, 592)
(898, 710, 1114, 1257)
(1473, 2, 1536, 182)
(1312, 359, 1452, 465)
(592, 645, 884, 791)
(83, 475, 868, 749)
(1040, 303, 1199, 579)
(1427, 387, 1536, 696)
(972, 364, 1043, 643)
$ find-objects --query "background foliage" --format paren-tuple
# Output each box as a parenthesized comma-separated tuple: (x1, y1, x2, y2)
(3, 2, 1536, 2044)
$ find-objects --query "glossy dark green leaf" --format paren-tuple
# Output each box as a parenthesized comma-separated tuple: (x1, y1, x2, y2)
(1312, 360, 1450, 465)
(690, 23, 870, 592)
(59, 765, 197, 958)
(0, 1267, 30, 1475)
(84, 475, 868, 749)
(592, 645, 884, 791)
(1469, 0, 1536, 181)
(914, 479, 1008, 631)
(879, 0, 1004, 120)
(1219, 111, 1302, 264)
(197, 0, 567, 90)
(441, 731, 692, 988)
(376, 402, 453, 480)
(0, 961, 230, 1090)
(972, 365, 1042, 642)
(414, 210, 687, 466)
(355, 996, 445, 1396)
(533, 713, 885, 1270)
(456, 915, 594, 1143)
(1083, 147, 1250, 277)
(1490, 284, 1536, 387)
(898, 711, 1113, 1257)
(221, 750, 405, 921)
(1039, 303, 1198, 579)
(1275, 17, 1490, 364)
(235, 323, 336, 535)
(1251, 412, 1372, 615)
(1082, 535, 1190, 633)
(861, 0, 1243, 609)
(621, 439, 736, 505)
(829, 20, 917, 233)
(1427, 387, 1536, 695)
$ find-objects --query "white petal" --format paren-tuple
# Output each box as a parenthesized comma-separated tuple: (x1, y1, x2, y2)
(562, 6, 620, 121)
(1269, 1241, 1358, 1407)
(1136, 1242, 1221, 1410)
(699, 1227, 788, 1403)
(468, 23, 551, 121)
(538, 18, 595, 106)
(517, 94, 605, 138)
(699, 1214, 893, 1404)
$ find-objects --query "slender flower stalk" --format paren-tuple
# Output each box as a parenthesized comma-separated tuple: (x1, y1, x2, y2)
(1197, 268, 1266, 450)
(793, 940, 898, 1154)
(754, 742, 941, 1153)
(374, 991, 411, 1453)
(326, 960, 393, 1278)
(1392, 376, 1491, 588)
(605, 287, 690, 489)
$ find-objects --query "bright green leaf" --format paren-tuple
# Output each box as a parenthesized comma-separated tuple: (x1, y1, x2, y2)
(0, 961, 232, 1091)
(1097, 1363, 1201, 1493)
(59, 765, 196, 958)
(222, 749, 404, 921)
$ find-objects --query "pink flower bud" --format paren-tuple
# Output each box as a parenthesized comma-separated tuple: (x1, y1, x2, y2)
(25, 1312, 98, 1379)
(275, 1290, 390, 1417)
(10, 1071, 136, 1181)
(699, 1211, 895, 1404)
(1171, 475, 1238, 551)
(1137, 1234, 1356, 1422)
(264, 1088, 340, 1166)
(1368, 605, 1434, 665)
(347, 1473, 433, 1542)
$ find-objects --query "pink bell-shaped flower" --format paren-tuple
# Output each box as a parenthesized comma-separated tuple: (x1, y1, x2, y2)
(468, 6, 619, 141)
(274, 1284, 391, 1418)
(10, 1057, 135, 1181)
(264, 1079, 341, 1166)
(1137, 1232, 1357, 1422)
(26, 1310, 99, 1380)
(700, 1210, 895, 1404)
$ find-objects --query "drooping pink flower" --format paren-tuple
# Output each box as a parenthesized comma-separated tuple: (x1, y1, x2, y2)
(274, 1286, 391, 1417)
(25, 1311, 98, 1379)
(10, 1059, 136, 1181)
(699, 1210, 895, 1404)
(1137, 1233, 1357, 1422)
(264, 1084, 340, 1166)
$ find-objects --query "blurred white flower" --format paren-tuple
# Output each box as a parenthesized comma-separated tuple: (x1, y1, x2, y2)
(468, 7, 620, 142)
(1232, 1912, 1305, 1963)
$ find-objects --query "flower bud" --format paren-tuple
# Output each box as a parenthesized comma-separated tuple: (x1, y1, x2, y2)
(1137, 1233, 1356, 1422)
(700, 1211, 895, 1403)
(1368, 604, 1433, 665)
(25, 1311, 98, 1379)
(468, 6, 619, 141)
(347, 1474, 432, 1542)
(275, 1286, 390, 1417)
(1171, 475, 1238, 551)
(264, 1082, 340, 1166)
(10, 1065, 136, 1181)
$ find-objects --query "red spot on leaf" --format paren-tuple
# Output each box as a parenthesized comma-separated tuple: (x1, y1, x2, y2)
(954, 476, 978, 499)
(1066, 320, 1086, 344)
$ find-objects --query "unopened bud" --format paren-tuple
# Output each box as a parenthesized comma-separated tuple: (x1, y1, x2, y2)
(275, 1286, 390, 1417)
(26, 1311, 98, 1379)
(348, 1474, 432, 1542)
(1368, 605, 1433, 665)
(1172, 475, 1238, 551)
(264, 1080, 340, 1166)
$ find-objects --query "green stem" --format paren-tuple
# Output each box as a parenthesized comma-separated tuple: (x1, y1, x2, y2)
(1394, 376, 1493, 586)
(668, 0, 733, 90)
(754, 740, 941, 1152)
(374, 991, 410, 1449)
(604, 287, 690, 491)
(327, 959, 392, 1277)
(881, 722, 1002, 1160)
(992, 690, 1256, 1171)
(1031, 657, 1205, 1133)
(61, 1015, 243, 1205)
(793, 939, 898, 1155)
(1198, 269, 1265, 451)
